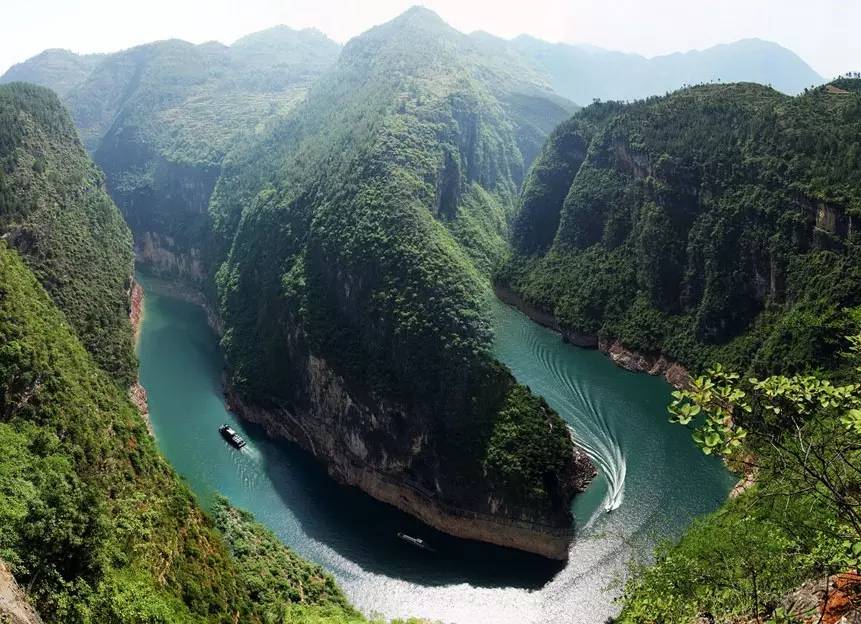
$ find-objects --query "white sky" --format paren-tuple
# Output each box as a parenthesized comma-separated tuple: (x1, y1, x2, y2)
(2, 0, 858, 78)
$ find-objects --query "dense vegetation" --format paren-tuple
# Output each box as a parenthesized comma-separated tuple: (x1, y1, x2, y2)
(501, 80, 861, 378)
(1, 28, 342, 284)
(212, 7, 582, 519)
(620, 316, 861, 622)
(0, 243, 255, 622)
(212, 498, 355, 617)
(0, 49, 104, 97)
(0, 83, 135, 385)
(499, 80, 861, 622)
(0, 240, 418, 624)
(0, 83, 413, 624)
(212, 498, 423, 624)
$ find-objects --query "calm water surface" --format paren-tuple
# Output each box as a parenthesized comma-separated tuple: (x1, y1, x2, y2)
(137, 273, 734, 623)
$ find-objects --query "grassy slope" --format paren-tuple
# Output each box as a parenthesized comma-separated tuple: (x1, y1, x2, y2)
(501, 81, 861, 378)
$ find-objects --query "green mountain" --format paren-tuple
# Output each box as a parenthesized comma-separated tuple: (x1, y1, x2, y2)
(1, 49, 105, 97)
(1, 7, 590, 559)
(0, 83, 135, 385)
(0, 82, 248, 622)
(1, 28, 342, 284)
(0, 80, 405, 624)
(500, 80, 861, 378)
(212, 6, 590, 558)
(511, 36, 824, 105)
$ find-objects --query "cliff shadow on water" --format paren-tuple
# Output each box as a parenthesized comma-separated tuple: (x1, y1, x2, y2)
(135, 271, 563, 590)
(136, 270, 734, 622)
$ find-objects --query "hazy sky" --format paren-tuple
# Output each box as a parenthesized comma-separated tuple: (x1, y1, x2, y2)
(2, 0, 858, 78)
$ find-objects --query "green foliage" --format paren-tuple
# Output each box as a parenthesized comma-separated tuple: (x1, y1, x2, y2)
(212, 498, 355, 616)
(0, 82, 136, 385)
(212, 498, 429, 624)
(622, 314, 861, 622)
(502, 82, 861, 378)
(0, 243, 259, 622)
(4, 28, 341, 287)
(619, 492, 849, 623)
(214, 7, 578, 514)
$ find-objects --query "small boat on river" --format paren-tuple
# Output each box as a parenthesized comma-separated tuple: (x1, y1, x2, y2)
(397, 532, 434, 552)
(219, 424, 246, 449)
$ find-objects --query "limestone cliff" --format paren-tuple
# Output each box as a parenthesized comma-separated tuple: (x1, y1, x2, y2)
(226, 327, 594, 560)
(0, 560, 43, 624)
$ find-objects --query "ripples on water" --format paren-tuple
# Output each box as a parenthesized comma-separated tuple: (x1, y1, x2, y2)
(137, 277, 735, 624)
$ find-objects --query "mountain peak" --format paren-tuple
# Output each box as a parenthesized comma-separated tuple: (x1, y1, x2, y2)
(388, 5, 449, 30)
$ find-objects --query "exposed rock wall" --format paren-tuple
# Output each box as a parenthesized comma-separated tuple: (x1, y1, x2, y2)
(225, 345, 594, 560)
(127, 279, 152, 434)
(494, 284, 691, 389)
(0, 560, 43, 624)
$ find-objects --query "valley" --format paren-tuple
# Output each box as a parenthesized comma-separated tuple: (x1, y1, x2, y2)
(136, 272, 732, 624)
(0, 5, 858, 624)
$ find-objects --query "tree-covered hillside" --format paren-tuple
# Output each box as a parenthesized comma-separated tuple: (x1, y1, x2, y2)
(510, 36, 824, 105)
(0, 83, 135, 385)
(213, 6, 588, 548)
(1, 49, 104, 97)
(0, 248, 412, 622)
(0, 242, 255, 623)
(0, 82, 410, 624)
(1, 28, 342, 283)
(501, 80, 861, 378)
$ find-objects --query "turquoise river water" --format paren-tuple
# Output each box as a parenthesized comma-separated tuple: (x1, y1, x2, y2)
(136, 274, 735, 624)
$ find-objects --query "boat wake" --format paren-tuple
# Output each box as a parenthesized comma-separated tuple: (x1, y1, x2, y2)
(526, 334, 627, 514)
(568, 425, 626, 512)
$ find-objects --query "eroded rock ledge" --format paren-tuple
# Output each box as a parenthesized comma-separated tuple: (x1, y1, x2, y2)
(128, 279, 152, 434)
(0, 559, 43, 624)
(225, 353, 593, 561)
(133, 274, 593, 559)
(494, 284, 691, 389)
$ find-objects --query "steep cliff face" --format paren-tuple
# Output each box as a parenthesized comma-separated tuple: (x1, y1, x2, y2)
(2, 30, 342, 284)
(0, 83, 136, 385)
(0, 559, 43, 624)
(500, 81, 861, 376)
(97, 140, 219, 283)
(214, 8, 591, 557)
(226, 310, 593, 558)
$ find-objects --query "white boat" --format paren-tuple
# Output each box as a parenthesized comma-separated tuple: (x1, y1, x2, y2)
(397, 532, 434, 551)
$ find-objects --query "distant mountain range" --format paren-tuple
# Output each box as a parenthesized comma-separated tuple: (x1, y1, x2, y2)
(3, 27, 824, 109)
(506, 35, 824, 104)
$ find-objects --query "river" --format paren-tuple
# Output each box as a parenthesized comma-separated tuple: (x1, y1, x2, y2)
(136, 273, 734, 624)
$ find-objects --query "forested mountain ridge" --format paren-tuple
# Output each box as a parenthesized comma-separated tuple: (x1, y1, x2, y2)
(0, 83, 135, 385)
(212, 6, 591, 557)
(0, 80, 410, 624)
(0, 27, 342, 283)
(500, 80, 861, 379)
(510, 36, 824, 104)
(0, 49, 105, 97)
(1, 8, 591, 558)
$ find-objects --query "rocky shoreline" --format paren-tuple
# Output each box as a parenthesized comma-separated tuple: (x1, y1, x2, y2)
(128, 279, 152, 434)
(493, 284, 691, 389)
(133, 270, 593, 560)
(225, 375, 591, 560)
(492, 284, 761, 496)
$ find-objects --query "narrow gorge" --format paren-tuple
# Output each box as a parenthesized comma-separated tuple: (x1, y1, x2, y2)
(3, 7, 857, 624)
